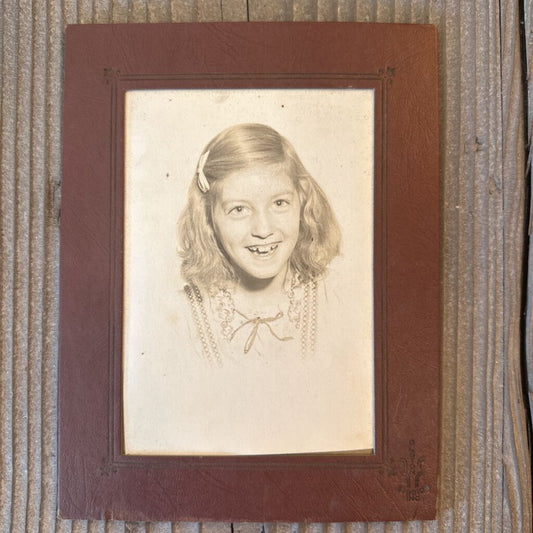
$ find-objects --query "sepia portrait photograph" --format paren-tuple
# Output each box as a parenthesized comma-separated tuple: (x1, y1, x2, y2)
(122, 88, 375, 456)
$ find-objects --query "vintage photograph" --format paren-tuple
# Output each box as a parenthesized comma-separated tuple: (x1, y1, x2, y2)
(122, 89, 375, 455)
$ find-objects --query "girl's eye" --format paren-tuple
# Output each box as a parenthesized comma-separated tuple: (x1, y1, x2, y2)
(274, 199, 289, 208)
(228, 205, 248, 216)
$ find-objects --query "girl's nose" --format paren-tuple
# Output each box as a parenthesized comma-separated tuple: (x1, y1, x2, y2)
(251, 210, 273, 239)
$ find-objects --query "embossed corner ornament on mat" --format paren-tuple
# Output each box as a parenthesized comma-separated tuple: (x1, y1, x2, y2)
(388, 440, 431, 502)
(59, 22, 439, 522)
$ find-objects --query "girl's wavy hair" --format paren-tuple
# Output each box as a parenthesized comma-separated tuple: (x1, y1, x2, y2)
(178, 123, 341, 286)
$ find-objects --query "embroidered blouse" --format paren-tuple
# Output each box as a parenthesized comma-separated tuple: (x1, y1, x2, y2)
(182, 279, 318, 364)
(123, 271, 374, 456)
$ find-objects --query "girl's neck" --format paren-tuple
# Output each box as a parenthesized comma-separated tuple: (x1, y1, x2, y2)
(233, 268, 291, 310)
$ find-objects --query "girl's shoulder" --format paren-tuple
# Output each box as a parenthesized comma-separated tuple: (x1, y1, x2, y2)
(315, 267, 344, 303)
(178, 282, 225, 365)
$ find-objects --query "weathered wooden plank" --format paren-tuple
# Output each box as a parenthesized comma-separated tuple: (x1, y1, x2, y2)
(375, 0, 394, 22)
(44, 0, 69, 531)
(199, 523, 231, 533)
(434, 0, 461, 531)
(25, 0, 49, 531)
(248, 1, 292, 21)
(88, 519, 106, 533)
(219, 0, 247, 21)
(0, 0, 17, 531)
(525, 0, 533, 461)
(392, 0, 411, 22)
(503, 0, 532, 528)
(11, 0, 32, 527)
(148, 1, 172, 23)
(111, 0, 129, 23)
(73, 519, 89, 533)
(233, 523, 263, 533)
(0, 0, 530, 532)
(354, 1, 376, 22)
(335, 0, 355, 21)
(123, 522, 147, 533)
(293, 0, 317, 20)
(196, 1, 224, 22)
(172, 521, 201, 533)
(316, 0, 336, 21)
(128, 0, 148, 23)
(170, 0, 197, 23)
(344, 519, 366, 532)
(107, 518, 126, 532)
(147, 521, 173, 533)
(77, 0, 94, 23)
(94, 0, 111, 23)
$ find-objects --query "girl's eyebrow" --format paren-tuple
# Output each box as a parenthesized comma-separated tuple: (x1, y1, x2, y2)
(219, 189, 296, 206)
(219, 197, 249, 206)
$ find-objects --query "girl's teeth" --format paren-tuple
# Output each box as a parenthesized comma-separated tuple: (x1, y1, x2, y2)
(248, 244, 278, 254)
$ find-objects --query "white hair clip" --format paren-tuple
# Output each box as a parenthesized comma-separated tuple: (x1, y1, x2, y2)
(196, 151, 210, 193)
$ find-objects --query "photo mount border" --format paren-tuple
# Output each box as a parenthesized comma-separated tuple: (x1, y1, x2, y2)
(105, 70, 391, 471)
(59, 22, 439, 523)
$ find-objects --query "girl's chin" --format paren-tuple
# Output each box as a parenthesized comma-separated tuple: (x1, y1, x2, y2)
(238, 274, 280, 289)
(234, 265, 290, 290)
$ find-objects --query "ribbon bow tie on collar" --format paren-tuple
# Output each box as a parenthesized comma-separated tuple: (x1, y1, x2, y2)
(229, 310, 293, 354)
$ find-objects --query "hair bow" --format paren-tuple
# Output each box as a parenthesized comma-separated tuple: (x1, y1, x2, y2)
(197, 151, 210, 193)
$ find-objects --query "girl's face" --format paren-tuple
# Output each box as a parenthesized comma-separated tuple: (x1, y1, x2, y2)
(212, 163, 301, 287)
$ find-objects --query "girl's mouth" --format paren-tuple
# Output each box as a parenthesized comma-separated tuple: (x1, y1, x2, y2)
(246, 244, 279, 256)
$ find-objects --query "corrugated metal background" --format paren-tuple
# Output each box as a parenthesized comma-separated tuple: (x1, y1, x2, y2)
(1, 1, 531, 531)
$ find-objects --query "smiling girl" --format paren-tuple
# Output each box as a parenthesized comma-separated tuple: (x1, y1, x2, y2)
(124, 121, 373, 455)
(178, 123, 342, 363)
